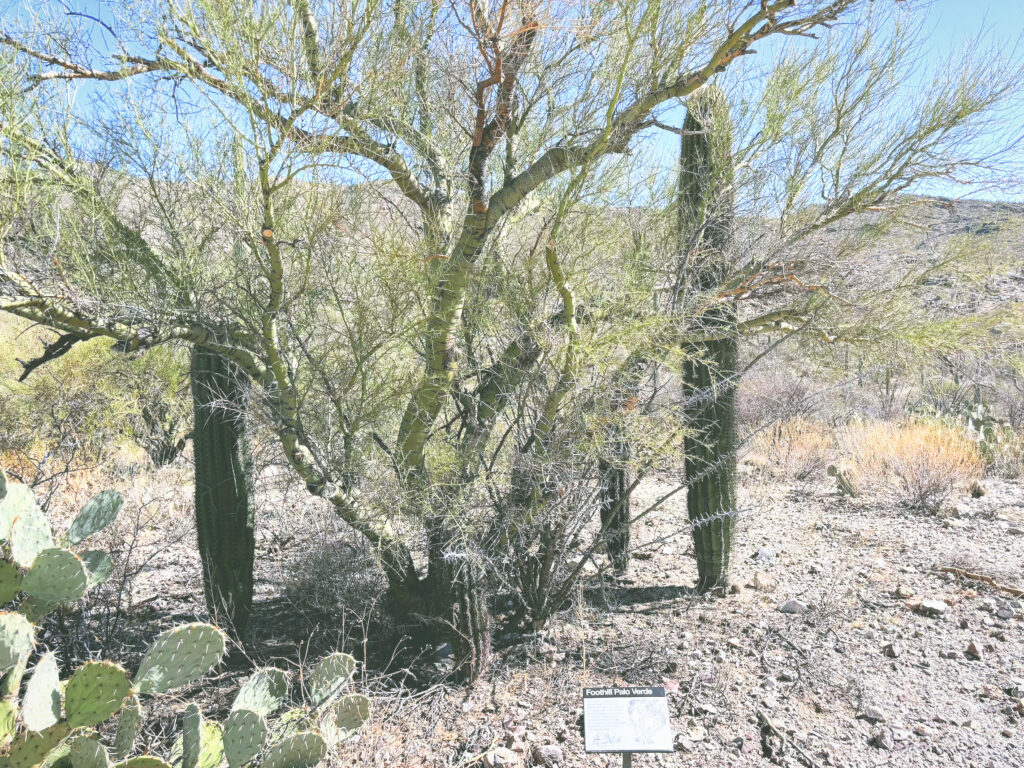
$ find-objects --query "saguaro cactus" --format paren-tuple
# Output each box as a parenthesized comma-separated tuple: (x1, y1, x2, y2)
(677, 86, 738, 593)
(190, 348, 255, 633)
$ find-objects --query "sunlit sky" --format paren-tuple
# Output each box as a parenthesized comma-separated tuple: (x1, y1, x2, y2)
(3, 0, 1024, 200)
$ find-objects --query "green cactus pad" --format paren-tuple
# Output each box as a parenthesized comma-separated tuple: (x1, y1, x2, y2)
(333, 694, 370, 734)
(22, 653, 61, 732)
(307, 653, 356, 706)
(170, 721, 222, 768)
(112, 695, 141, 761)
(181, 704, 202, 768)
(0, 611, 35, 672)
(260, 732, 327, 768)
(22, 549, 90, 605)
(113, 758, 172, 768)
(79, 551, 114, 587)
(231, 668, 288, 716)
(133, 624, 226, 695)
(0, 482, 36, 542)
(222, 709, 267, 768)
(67, 491, 123, 546)
(10, 507, 55, 569)
(70, 736, 112, 768)
(0, 559, 23, 603)
(65, 661, 132, 729)
(7, 722, 70, 768)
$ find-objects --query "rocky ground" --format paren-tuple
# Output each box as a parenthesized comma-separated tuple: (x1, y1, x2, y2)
(330, 474, 1024, 768)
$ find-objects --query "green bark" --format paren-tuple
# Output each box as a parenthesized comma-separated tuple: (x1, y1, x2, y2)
(191, 347, 255, 634)
(678, 86, 738, 593)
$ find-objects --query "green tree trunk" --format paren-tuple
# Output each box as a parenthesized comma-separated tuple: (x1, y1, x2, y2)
(190, 347, 255, 633)
(677, 86, 738, 593)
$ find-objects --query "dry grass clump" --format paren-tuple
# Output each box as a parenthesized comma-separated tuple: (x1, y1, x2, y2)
(753, 417, 834, 481)
(837, 420, 984, 513)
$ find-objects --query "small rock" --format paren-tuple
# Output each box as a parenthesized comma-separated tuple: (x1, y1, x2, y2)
(914, 724, 933, 737)
(965, 640, 983, 660)
(980, 684, 1002, 699)
(686, 725, 707, 741)
(483, 748, 521, 768)
(1004, 678, 1024, 697)
(996, 606, 1016, 620)
(883, 642, 902, 658)
(753, 572, 778, 592)
(778, 669, 799, 683)
(870, 728, 894, 750)
(1007, 526, 1024, 536)
(778, 599, 808, 614)
(895, 584, 914, 599)
(753, 547, 777, 564)
(727, 637, 742, 650)
(531, 744, 563, 767)
(862, 705, 887, 723)
(915, 599, 948, 617)
(693, 702, 718, 716)
(673, 735, 696, 752)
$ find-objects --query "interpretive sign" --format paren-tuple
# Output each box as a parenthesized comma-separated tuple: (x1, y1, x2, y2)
(583, 686, 673, 754)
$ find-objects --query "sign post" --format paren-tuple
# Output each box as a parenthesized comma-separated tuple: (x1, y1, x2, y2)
(583, 686, 673, 765)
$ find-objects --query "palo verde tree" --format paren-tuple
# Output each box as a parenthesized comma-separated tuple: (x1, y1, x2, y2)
(2, 0, 1019, 678)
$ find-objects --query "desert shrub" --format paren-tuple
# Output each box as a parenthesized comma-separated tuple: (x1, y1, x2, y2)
(0, 318, 190, 473)
(837, 420, 984, 513)
(752, 417, 834, 481)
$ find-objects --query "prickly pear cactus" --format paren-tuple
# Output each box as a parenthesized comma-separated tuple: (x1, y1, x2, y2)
(260, 732, 327, 768)
(221, 710, 267, 768)
(333, 694, 370, 735)
(231, 669, 288, 717)
(78, 552, 114, 588)
(67, 492, 123, 547)
(112, 696, 142, 761)
(64, 662, 132, 729)
(0, 613, 35, 673)
(0, 561, 22, 604)
(21, 654, 60, 733)
(133, 624, 227, 695)
(0, 483, 35, 542)
(307, 653, 356, 707)
(116, 757, 172, 768)
(21, 549, 90, 606)
(70, 735, 112, 768)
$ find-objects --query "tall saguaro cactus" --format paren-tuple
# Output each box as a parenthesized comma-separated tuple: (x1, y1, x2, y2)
(677, 86, 738, 593)
(191, 347, 256, 633)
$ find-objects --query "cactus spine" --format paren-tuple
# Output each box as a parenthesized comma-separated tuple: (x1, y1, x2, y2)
(677, 85, 738, 593)
(190, 348, 255, 634)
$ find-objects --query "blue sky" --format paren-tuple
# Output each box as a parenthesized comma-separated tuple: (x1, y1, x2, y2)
(4, 0, 1024, 201)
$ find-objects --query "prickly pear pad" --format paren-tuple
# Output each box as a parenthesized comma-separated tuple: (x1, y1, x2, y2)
(181, 704, 202, 768)
(22, 653, 61, 732)
(308, 652, 356, 706)
(261, 732, 327, 768)
(334, 694, 370, 734)
(133, 624, 227, 695)
(68, 491, 123, 546)
(79, 551, 114, 587)
(22, 548, 90, 605)
(112, 695, 142, 761)
(222, 709, 268, 768)
(10, 508, 55, 568)
(0, 483, 36, 541)
(7, 721, 70, 768)
(70, 736, 112, 768)
(65, 661, 132, 729)
(114, 757, 172, 768)
(232, 668, 288, 715)
(0, 611, 35, 672)
(0, 559, 23, 603)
